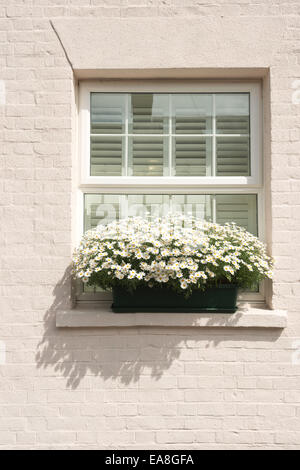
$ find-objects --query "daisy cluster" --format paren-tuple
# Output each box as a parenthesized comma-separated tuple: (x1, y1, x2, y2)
(72, 213, 274, 295)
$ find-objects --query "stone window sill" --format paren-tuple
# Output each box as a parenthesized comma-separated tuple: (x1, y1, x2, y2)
(56, 303, 287, 329)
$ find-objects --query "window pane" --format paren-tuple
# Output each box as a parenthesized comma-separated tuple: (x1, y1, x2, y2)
(128, 136, 169, 176)
(84, 193, 257, 235)
(215, 194, 257, 235)
(89, 92, 254, 178)
(216, 136, 250, 176)
(90, 135, 125, 176)
(90, 93, 126, 134)
(215, 94, 249, 135)
(172, 94, 212, 134)
(171, 195, 213, 221)
(128, 194, 170, 218)
(127, 195, 213, 221)
(129, 94, 169, 134)
(82, 193, 257, 295)
(84, 194, 122, 231)
(173, 136, 212, 176)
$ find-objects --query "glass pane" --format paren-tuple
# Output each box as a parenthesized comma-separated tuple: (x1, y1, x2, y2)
(84, 195, 122, 294)
(90, 93, 126, 134)
(89, 92, 254, 178)
(84, 194, 122, 230)
(129, 93, 169, 134)
(173, 136, 212, 176)
(90, 135, 125, 176)
(128, 136, 169, 176)
(172, 94, 212, 134)
(171, 195, 212, 221)
(215, 194, 257, 235)
(215, 93, 249, 135)
(128, 194, 170, 219)
(216, 136, 250, 176)
(84, 193, 257, 234)
(82, 193, 258, 294)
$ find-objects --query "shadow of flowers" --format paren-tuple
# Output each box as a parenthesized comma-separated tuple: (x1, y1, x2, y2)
(36, 268, 283, 389)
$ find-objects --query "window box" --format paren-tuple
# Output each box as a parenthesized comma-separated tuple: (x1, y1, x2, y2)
(112, 285, 238, 314)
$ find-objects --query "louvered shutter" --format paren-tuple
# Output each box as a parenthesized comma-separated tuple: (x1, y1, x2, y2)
(215, 94, 250, 176)
(173, 137, 211, 176)
(171, 95, 212, 176)
(128, 136, 168, 176)
(127, 94, 169, 176)
(90, 136, 124, 176)
(129, 94, 168, 134)
(89, 92, 252, 178)
(172, 94, 212, 134)
(215, 194, 257, 235)
(90, 94, 125, 176)
(216, 136, 250, 176)
(90, 93, 125, 134)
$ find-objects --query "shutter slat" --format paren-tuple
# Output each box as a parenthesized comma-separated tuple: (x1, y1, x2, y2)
(216, 116, 249, 134)
(175, 118, 208, 134)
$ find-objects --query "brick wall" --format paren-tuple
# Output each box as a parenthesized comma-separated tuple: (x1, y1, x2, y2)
(0, 0, 300, 449)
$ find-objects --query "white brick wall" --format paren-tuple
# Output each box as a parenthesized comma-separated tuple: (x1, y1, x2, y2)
(0, 0, 300, 449)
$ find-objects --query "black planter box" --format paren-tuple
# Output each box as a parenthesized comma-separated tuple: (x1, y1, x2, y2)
(112, 285, 238, 313)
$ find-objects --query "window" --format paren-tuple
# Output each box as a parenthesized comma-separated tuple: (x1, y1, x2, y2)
(77, 81, 263, 302)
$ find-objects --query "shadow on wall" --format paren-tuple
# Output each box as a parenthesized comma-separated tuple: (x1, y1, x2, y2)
(35, 268, 183, 389)
(36, 268, 283, 390)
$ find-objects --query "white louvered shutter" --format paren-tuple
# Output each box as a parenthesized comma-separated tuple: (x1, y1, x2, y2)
(90, 135, 124, 176)
(173, 137, 211, 176)
(90, 94, 125, 176)
(172, 94, 212, 176)
(128, 136, 168, 176)
(128, 94, 169, 176)
(215, 94, 250, 177)
(215, 194, 257, 235)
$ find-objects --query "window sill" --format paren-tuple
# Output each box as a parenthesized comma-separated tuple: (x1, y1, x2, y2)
(56, 303, 287, 329)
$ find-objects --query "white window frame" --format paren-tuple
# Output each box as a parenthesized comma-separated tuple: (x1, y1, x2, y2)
(76, 80, 264, 304)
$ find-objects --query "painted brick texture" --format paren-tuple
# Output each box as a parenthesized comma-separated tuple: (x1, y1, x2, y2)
(0, 0, 300, 450)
